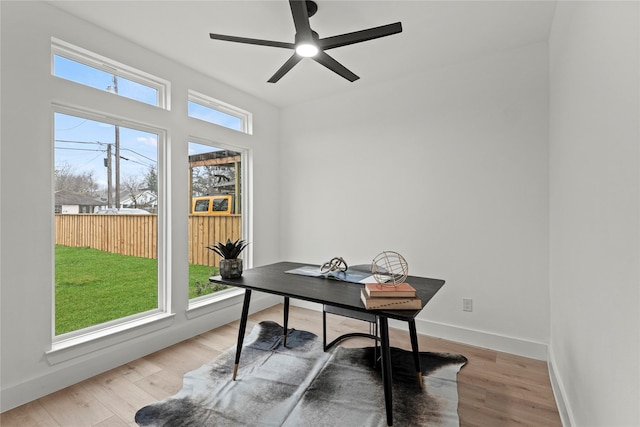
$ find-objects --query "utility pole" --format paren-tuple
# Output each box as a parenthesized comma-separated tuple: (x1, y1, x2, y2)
(106, 143, 113, 207)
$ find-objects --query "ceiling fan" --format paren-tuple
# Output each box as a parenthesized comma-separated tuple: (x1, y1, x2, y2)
(209, 0, 402, 83)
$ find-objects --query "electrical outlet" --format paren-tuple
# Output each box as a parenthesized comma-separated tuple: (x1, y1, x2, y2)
(463, 298, 473, 312)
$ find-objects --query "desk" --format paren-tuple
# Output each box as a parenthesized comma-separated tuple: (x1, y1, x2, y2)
(210, 261, 445, 427)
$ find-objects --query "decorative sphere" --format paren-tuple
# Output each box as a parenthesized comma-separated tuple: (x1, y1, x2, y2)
(371, 251, 409, 287)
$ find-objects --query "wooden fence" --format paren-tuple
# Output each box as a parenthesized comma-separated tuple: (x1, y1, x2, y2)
(55, 214, 242, 266)
(188, 214, 242, 266)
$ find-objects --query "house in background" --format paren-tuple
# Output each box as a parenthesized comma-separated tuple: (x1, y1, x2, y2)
(1, 1, 638, 426)
(54, 190, 105, 214)
(119, 190, 157, 213)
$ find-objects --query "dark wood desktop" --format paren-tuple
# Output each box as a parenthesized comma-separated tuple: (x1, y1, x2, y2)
(210, 261, 445, 427)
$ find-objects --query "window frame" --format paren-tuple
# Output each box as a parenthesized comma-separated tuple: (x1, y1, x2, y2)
(186, 137, 251, 313)
(46, 37, 256, 362)
(188, 90, 253, 134)
(51, 37, 171, 110)
(50, 103, 170, 348)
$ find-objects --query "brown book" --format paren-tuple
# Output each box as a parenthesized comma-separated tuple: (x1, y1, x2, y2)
(360, 290, 422, 310)
(364, 283, 416, 298)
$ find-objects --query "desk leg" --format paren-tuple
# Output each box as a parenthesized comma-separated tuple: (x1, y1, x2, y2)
(379, 317, 393, 427)
(283, 297, 290, 347)
(233, 289, 252, 381)
(322, 307, 327, 351)
(408, 319, 423, 388)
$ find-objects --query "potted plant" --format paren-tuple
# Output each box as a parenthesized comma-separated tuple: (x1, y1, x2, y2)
(207, 238, 249, 279)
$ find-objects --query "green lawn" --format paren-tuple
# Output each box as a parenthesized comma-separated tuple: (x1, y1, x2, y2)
(55, 245, 224, 335)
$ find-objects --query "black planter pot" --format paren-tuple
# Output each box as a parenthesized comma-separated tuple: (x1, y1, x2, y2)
(220, 258, 243, 279)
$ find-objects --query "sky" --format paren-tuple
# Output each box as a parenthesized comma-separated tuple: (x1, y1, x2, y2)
(53, 53, 240, 192)
(55, 112, 159, 190)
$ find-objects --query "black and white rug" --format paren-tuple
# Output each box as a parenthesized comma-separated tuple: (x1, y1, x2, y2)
(135, 321, 467, 426)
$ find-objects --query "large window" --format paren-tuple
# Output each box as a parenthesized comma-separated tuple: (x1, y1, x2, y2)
(48, 38, 253, 348)
(54, 110, 162, 336)
(188, 142, 243, 301)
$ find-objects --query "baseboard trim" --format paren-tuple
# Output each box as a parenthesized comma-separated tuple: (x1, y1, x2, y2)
(548, 348, 575, 427)
(291, 300, 549, 360)
(406, 318, 549, 361)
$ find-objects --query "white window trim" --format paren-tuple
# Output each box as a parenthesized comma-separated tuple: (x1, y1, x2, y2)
(52, 37, 171, 110)
(188, 90, 253, 134)
(186, 288, 245, 319)
(47, 312, 175, 365)
(51, 103, 170, 353)
(186, 137, 252, 312)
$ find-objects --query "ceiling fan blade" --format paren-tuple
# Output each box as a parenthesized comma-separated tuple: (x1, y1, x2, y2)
(312, 51, 359, 82)
(267, 54, 303, 83)
(289, 0, 313, 38)
(319, 22, 403, 50)
(210, 33, 294, 50)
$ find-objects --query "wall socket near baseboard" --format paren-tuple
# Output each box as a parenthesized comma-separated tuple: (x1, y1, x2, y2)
(462, 298, 473, 312)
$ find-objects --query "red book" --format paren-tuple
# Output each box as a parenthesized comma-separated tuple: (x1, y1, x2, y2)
(364, 283, 416, 298)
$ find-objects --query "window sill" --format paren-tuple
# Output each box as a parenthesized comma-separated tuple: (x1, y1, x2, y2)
(46, 311, 175, 365)
(186, 287, 245, 319)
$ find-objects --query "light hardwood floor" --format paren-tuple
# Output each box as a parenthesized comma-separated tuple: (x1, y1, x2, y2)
(1, 305, 562, 426)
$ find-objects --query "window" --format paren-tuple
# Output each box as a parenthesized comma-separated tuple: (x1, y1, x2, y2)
(192, 195, 234, 215)
(194, 199, 210, 213)
(213, 197, 230, 213)
(52, 38, 169, 109)
(47, 39, 254, 352)
(188, 90, 252, 134)
(54, 109, 163, 337)
(188, 142, 243, 301)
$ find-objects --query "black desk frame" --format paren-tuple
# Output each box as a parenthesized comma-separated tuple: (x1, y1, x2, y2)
(210, 261, 445, 427)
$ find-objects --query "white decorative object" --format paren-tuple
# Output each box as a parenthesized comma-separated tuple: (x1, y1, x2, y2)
(371, 251, 409, 287)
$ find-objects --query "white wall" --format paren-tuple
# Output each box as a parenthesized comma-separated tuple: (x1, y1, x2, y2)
(0, 1, 281, 411)
(280, 42, 551, 357)
(549, 2, 640, 426)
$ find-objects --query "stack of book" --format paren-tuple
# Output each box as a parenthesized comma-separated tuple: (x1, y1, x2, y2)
(360, 283, 422, 310)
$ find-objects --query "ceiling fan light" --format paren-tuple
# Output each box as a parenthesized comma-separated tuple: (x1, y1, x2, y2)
(295, 43, 319, 57)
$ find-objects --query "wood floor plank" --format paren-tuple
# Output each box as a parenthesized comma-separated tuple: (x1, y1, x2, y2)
(108, 357, 163, 384)
(132, 368, 188, 401)
(0, 400, 59, 426)
(192, 324, 240, 353)
(80, 370, 158, 423)
(38, 383, 113, 427)
(484, 390, 562, 425)
(92, 414, 131, 427)
(0, 304, 562, 426)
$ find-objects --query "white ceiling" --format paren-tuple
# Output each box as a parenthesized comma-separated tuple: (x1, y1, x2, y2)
(47, 1, 557, 107)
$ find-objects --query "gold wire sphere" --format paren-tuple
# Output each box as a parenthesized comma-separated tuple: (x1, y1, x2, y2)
(371, 251, 409, 287)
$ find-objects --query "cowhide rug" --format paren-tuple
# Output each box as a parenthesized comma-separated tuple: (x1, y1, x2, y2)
(135, 321, 467, 426)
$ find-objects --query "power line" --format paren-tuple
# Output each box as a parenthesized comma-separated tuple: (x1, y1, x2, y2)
(55, 146, 154, 168)
(120, 147, 156, 163)
(55, 147, 106, 152)
(55, 139, 111, 146)
(121, 156, 153, 168)
(56, 143, 155, 164)
(55, 119, 89, 131)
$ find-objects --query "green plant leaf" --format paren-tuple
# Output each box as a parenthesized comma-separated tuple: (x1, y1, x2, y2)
(206, 238, 248, 259)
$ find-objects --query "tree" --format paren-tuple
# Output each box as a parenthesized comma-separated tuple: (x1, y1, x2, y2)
(144, 165, 158, 193)
(121, 174, 147, 209)
(191, 165, 234, 196)
(55, 163, 99, 195)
